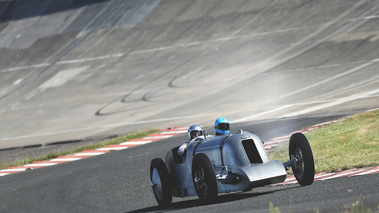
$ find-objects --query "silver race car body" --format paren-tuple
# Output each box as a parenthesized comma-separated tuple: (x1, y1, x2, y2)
(150, 130, 314, 206)
(165, 131, 287, 197)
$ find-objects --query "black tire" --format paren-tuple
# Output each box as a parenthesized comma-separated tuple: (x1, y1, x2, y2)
(191, 153, 218, 203)
(289, 133, 315, 186)
(150, 158, 172, 206)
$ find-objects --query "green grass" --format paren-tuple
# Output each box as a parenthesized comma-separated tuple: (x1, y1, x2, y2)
(269, 109, 379, 173)
(269, 201, 281, 213)
(347, 197, 379, 213)
(268, 196, 379, 213)
(0, 129, 159, 170)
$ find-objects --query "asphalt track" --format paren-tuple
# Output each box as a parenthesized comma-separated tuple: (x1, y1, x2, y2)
(0, 115, 378, 213)
(0, 0, 379, 212)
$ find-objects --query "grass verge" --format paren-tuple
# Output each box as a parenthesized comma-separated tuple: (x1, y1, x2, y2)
(0, 129, 160, 170)
(268, 109, 379, 173)
(346, 197, 379, 213)
(268, 196, 379, 213)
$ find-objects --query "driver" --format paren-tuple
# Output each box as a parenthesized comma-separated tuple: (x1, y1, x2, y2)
(215, 117, 230, 136)
(177, 125, 203, 159)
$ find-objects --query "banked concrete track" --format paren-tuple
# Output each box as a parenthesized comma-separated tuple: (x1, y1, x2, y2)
(1, 0, 378, 152)
(0, 1, 379, 212)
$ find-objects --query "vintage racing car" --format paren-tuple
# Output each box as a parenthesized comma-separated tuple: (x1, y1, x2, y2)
(150, 130, 315, 206)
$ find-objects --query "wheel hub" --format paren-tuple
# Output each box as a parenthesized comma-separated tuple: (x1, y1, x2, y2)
(151, 168, 163, 200)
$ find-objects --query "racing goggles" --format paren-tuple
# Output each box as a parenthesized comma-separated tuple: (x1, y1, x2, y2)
(216, 123, 230, 131)
(190, 130, 203, 139)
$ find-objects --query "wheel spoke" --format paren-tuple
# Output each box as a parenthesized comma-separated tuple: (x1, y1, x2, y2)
(294, 148, 305, 179)
(289, 133, 315, 186)
(194, 167, 208, 197)
(192, 153, 218, 202)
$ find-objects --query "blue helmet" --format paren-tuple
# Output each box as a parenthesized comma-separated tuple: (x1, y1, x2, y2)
(215, 117, 230, 135)
(188, 125, 203, 140)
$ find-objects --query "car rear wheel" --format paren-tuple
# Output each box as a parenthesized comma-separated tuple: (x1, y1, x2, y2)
(150, 158, 172, 206)
(191, 153, 218, 203)
(289, 133, 315, 186)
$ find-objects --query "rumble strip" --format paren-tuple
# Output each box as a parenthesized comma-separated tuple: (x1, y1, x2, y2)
(0, 127, 188, 177)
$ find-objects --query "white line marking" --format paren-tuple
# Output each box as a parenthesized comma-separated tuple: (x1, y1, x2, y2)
(314, 173, 337, 180)
(352, 168, 379, 176)
(0, 173, 9, 176)
(321, 171, 360, 180)
(56, 53, 125, 65)
(4, 5, 378, 74)
(233, 105, 294, 123)
(143, 135, 172, 139)
(362, 15, 379, 19)
(74, 152, 105, 156)
(13, 79, 23, 85)
(24, 163, 57, 167)
(0, 63, 51, 73)
(0, 126, 98, 141)
(50, 158, 81, 162)
(1, 168, 27, 172)
(281, 88, 379, 118)
(278, 59, 379, 101)
(120, 141, 152, 145)
(97, 147, 128, 151)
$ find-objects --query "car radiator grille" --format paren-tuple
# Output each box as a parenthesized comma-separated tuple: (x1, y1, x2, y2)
(242, 139, 263, 164)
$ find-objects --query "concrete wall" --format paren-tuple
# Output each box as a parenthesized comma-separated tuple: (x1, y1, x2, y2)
(0, 0, 378, 149)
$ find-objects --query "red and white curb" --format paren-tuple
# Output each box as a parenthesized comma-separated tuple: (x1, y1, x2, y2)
(275, 166, 379, 186)
(0, 127, 188, 177)
(1, 118, 378, 182)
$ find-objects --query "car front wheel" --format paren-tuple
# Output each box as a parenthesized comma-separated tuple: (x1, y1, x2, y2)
(150, 158, 172, 206)
(191, 153, 218, 203)
(289, 133, 315, 186)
